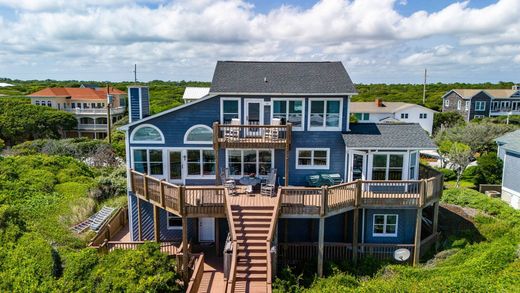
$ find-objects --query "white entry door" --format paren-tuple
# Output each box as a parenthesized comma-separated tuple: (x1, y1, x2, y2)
(349, 151, 367, 182)
(245, 99, 264, 137)
(199, 217, 215, 242)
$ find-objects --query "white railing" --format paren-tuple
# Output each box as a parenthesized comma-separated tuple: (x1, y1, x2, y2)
(77, 124, 109, 130)
(65, 106, 125, 115)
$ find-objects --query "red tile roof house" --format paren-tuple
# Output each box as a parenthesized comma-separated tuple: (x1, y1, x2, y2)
(28, 87, 127, 139)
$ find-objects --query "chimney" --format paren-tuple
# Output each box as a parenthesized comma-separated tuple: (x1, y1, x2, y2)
(128, 86, 150, 123)
(375, 98, 383, 107)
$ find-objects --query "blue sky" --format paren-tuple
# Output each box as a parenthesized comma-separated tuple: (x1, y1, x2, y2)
(0, 0, 518, 84)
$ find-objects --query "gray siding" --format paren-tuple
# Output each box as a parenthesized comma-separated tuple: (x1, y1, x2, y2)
(469, 92, 491, 120)
(443, 91, 469, 121)
(503, 150, 520, 193)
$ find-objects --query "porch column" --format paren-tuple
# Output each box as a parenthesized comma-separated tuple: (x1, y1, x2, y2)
(284, 147, 289, 186)
(137, 197, 143, 241)
(153, 205, 160, 241)
(213, 122, 220, 185)
(352, 208, 359, 264)
(432, 202, 439, 235)
(317, 217, 325, 277)
(182, 216, 189, 284)
(215, 218, 221, 256)
(413, 208, 422, 266)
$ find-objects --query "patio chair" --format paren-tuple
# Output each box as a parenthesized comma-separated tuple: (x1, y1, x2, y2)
(264, 118, 280, 141)
(221, 168, 237, 195)
(261, 168, 277, 197)
(224, 118, 240, 141)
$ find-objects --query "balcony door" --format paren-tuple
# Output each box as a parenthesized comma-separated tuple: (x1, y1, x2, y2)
(168, 150, 184, 184)
(245, 99, 264, 136)
(348, 151, 367, 182)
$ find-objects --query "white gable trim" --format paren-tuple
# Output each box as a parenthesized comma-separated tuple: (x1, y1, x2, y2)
(119, 94, 217, 130)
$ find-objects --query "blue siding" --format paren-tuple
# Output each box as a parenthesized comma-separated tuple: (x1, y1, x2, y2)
(363, 208, 416, 244)
(503, 150, 520, 193)
(277, 218, 318, 242)
(129, 88, 141, 122)
(141, 87, 150, 119)
(129, 192, 196, 241)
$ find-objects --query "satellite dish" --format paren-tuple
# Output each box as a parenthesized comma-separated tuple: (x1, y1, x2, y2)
(394, 248, 411, 262)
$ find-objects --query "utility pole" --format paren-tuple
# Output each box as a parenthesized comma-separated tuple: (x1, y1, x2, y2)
(134, 64, 137, 83)
(106, 84, 112, 144)
(422, 68, 427, 105)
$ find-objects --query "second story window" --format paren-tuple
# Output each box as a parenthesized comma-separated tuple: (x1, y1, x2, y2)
(354, 113, 370, 121)
(475, 101, 486, 111)
(419, 113, 427, 119)
(187, 149, 215, 177)
(272, 99, 304, 129)
(400, 113, 409, 119)
(221, 98, 241, 124)
(372, 154, 403, 180)
(309, 99, 342, 130)
(184, 125, 213, 144)
(130, 125, 165, 144)
(465, 101, 470, 111)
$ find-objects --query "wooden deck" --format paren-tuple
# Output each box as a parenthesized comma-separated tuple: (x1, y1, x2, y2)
(213, 123, 292, 150)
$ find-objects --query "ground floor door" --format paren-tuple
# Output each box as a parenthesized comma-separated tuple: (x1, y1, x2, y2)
(349, 150, 367, 182)
(199, 217, 215, 242)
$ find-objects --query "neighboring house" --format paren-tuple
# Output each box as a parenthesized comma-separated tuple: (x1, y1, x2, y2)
(351, 99, 436, 134)
(496, 130, 520, 209)
(118, 61, 442, 290)
(182, 86, 210, 103)
(28, 87, 127, 139)
(442, 85, 520, 121)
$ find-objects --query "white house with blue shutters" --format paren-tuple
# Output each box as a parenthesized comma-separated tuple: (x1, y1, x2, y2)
(117, 61, 443, 289)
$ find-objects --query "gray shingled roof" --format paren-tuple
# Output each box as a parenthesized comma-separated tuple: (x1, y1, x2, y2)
(496, 130, 520, 153)
(343, 123, 437, 149)
(210, 61, 357, 95)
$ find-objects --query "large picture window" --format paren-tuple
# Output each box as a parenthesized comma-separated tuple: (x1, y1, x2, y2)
(221, 98, 240, 124)
(272, 99, 304, 129)
(371, 154, 404, 180)
(373, 214, 398, 237)
(296, 148, 329, 169)
(133, 149, 164, 175)
(187, 149, 215, 177)
(475, 101, 486, 111)
(227, 149, 273, 176)
(309, 99, 342, 130)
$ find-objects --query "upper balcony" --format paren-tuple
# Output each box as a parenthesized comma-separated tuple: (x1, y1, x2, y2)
(65, 106, 126, 116)
(213, 122, 292, 150)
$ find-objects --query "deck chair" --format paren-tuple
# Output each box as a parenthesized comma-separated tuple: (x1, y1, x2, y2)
(261, 168, 277, 197)
(264, 118, 280, 141)
(221, 168, 237, 195)
(224, 118, 240, 141)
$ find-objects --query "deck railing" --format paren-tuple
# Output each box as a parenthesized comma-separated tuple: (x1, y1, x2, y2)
(100, 241, 180, 255)
(185, 186, 226, 217)
(89, 206, 128, 246)
(186, 253, 205, 293)
(357, 243, 415, 263)
(213, 122, 292, 149)
(224, 190, 238, 293)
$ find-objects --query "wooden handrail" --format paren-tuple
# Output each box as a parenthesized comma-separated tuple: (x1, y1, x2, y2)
(266, 241, 273, 293)
(224, 189, 237, 242)
(186, 253, 205, 293)
(217, 124, 291, 129)
(266, 189, 283, 242)
(226, 241, 238, 293)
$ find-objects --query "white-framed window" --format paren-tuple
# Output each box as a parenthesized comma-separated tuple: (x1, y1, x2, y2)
(465, 101, 470, 111)
(457, 100, 462, 110)
(419, 113, 427, 119)
(35, 100, 40, 106)
(296, 148, 330, 169)
(221, 98, 241, 124)
(409, 152, 417, 180)
(371, 154, 404, 180)
(133, 149, 164, 175)
(444, 99, 449, 107)
(272, 98, 304, 130)
(167, 212, 182, 230)
(513, 101, 519, 111)
(187, 149, 215, 177)
(227, 149, 273, 177)
(47, 101, 52, 107)
(373, 214, 398, 237)
(400, 113, 409, 119)
(475, 101, 486, 111)
(308, 98, 342, 131)
(184, 125, 213, 144)
(130, 124, 165, 144)
(354, 113, 370, 121)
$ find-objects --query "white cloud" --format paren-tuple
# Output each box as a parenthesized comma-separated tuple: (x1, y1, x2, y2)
(0, 0, 519, 82)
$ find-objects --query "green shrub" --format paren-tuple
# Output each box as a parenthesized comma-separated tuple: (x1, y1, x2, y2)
(435, 168, 457, 181)
(473, 152, 503, 185)
(461, 165, 478, 181)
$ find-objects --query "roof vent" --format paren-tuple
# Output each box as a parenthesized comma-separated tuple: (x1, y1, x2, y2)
(264, 77, 268, 83)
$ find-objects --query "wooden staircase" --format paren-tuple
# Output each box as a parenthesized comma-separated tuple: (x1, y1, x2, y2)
(230, 204, 275, 293)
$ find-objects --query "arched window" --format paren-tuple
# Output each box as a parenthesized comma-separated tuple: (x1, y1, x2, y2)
(184, 125, 213, 144)
(130, 124, 164, 143)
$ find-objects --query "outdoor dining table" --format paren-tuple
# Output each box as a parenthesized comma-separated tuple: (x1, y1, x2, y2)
(239, 176, 262, 186)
